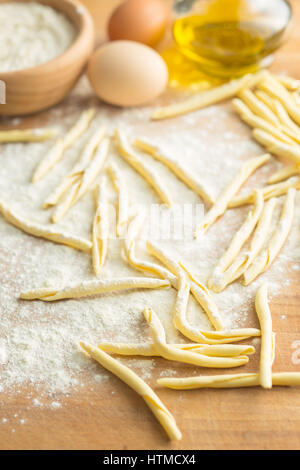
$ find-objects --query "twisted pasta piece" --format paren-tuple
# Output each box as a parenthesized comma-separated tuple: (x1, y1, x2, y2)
(20, 277, 170, 301)
(147, 241, 224, 331)
(255, 283, 273, 389)
(143, 308, 249, 368)
(208, 190, 264, 291)
(92, 178, 109, 275)
(195, 154, 270, 234)
(229, 176, 300, 208)
(52, 137, 110, 223)
(134, 139, 214, 205)
(244, 188, 296, 285)
(44, 126, 106, 208)
(238, 88, 279, 127)
(107, 162, 129, 237)
(80, 341, 181, 440)
(158, 373, 300, 389)
(253, 129, 300, 165)
(232, 99, 294, 145)
(151, 72, 263, 120)
(0, 199, 91, 252)
(0, 128, 57, 143)
(32, 108, 95, 182)
(98, 342, 255, 357)
(213, 198, 277, 291)
(115, 130, 172, 207)
(268, 165, 300, 184)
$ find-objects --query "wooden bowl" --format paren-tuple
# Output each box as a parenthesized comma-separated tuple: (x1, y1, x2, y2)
(0, 0, 95, 116)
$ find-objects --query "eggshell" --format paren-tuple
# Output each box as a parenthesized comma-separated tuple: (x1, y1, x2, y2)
(108, 0, 169, 47)
(87, 40, 168, 107)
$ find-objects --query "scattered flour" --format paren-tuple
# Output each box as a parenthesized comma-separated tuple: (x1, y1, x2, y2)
(0, 74, 299, 421)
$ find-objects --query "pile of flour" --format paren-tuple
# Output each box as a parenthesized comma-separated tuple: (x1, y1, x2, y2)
(0, 2, 77, 72)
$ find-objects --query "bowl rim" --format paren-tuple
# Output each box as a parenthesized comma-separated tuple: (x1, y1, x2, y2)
(0, 0, 95, 78)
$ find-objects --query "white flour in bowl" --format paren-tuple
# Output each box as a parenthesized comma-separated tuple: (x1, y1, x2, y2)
(0, 2, 77, 72)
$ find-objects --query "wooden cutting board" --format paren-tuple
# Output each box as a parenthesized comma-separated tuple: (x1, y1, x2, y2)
(0, 0, 300, 450)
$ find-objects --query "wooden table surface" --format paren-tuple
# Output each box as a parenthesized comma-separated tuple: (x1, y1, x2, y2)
(1, 0, 300, 450)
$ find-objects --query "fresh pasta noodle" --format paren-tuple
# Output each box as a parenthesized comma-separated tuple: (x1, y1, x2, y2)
(114, 130, 172, 207)
(277, 75, 300, 91)
(213, 198, 277, 291)
(171, 270, 260, 344)
(107, 163, 129, 237)
(44, 126, 106, 208)
(92, 178, 109, 275)
(79, 341, 181, 441)
(20, 277, 170, 301)
(123, 212, 177, 284)
(151, 72, 263, 120)
(208, 189, 264, 291)
(0, 199, 92, 252)
(229, 176, 300, 207)
(52, 137, 110, 223)
(32, 108, 95, 182)
(195, 154, 271, 234)
(255, 283, 273, 389)
(238, 88, 279, 127)
(146, 240, 224, 331)
(232, 99, 294, 145)
(258, 74, 300, 126)
(0, 128, 57, 143)
(157, 372, 300, 389)
(253, 129, 300, 164)
(98, 342, 255, 357)
(244, 188, 296, 285)
(143, 308, 249, 368)
(134, 139, 214, 205)
(267, 164, 300, 184)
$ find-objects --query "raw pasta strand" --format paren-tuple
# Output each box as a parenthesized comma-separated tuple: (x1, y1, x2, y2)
(79, 342, 181, 441)
(98, 342, 255, 357)
(20, 277, 170, 301)
(52, 137, 110, 223)
(146, 241, 224, 331)
(232, 99, 294, 145)
(238, 88, 279, 127)
(243, 188, 296, 285)
(134, 139, 214, 205)
(195, 154, 270, 235)
(32, 108, 95, 182)
(92, 178, 109, 275)
(157, 373, 300, 389)
(255, 283, 273, 389)
(0, 128, 57, 143)
(114, 130, 172, 207)
(208, 189, 264, 291)
(268, 165, 300, 184)
(143, 308, 249, 368)
(0, 199, 92, 252)
(253, 129, 300, 164)
(214, 198, 277, 291)
(107, 162, 129, 237)
(44, 126, 106, 208)
(151, 72, 263, 120)
(229, 176, 300, 208)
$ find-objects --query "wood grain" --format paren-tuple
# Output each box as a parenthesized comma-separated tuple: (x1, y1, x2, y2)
(0, 0, 300, 450)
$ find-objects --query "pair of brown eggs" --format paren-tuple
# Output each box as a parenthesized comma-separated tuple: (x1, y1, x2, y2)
(87, 0, 170, 107)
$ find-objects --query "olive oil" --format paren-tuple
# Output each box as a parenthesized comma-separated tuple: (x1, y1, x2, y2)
(172, 0, 292, 79)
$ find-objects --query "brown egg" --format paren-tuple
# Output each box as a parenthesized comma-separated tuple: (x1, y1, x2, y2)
(108, 0, 169, 47)
(87, 40, 168, 107)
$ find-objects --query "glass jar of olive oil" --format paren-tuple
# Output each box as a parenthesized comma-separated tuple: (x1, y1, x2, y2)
(173, 0, 292, 78)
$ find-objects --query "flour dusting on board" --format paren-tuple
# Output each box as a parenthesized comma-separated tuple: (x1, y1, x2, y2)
(0, 75, 299, 413)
